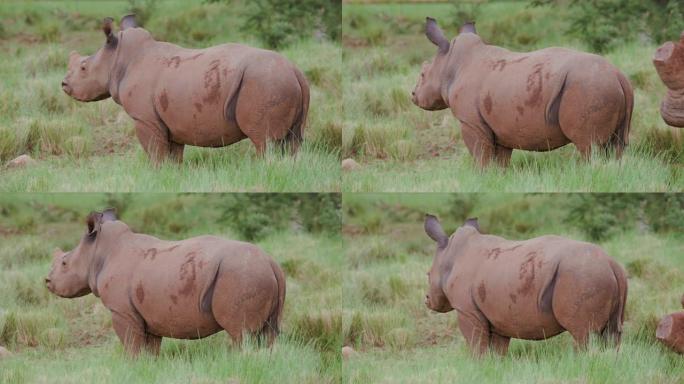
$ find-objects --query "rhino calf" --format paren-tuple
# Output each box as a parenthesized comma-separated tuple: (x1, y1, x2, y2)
(412, 18, 633, 167)
(62, 15, 309, 165)
(45, 209, 285, 356)
(423, 215, 627, 356)
(653, 32, 684, 127)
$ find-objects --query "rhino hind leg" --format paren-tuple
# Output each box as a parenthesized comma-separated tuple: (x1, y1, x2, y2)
(549, 263, 616, 349)
(210, 269, 277, 347)
(557, 74, 625, 160)
(234, 69, 302, 156)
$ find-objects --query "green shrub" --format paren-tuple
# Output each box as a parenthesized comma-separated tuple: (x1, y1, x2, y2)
(240, 0, 340, 49)
(531, 0, 684, 53)
(125, 0, 158, 27)
(290, 310, 341, 352)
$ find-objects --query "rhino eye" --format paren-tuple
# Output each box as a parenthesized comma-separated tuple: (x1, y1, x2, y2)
(61, 260, 67, 266)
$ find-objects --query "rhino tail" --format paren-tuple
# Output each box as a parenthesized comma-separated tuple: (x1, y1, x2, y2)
(608, 71, 633, 158)
(259, 259, 286, 346)
(603, 259, 628, 348)
(279, 68, 309, 155)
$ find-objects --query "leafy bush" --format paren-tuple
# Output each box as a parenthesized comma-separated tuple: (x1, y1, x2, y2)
(240, 0, 340, 48)
(566, 194, 640, 241)
(220, 194, 340, 241)
(531, 0, 684, 53)
(125, 0, 158, 27)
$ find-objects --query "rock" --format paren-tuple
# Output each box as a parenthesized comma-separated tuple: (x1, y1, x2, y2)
(6, 154, 36, 169)
(656, 312, 684, 354)
(342, 346, 356, 359)
(226, 378, 240, 384)
(342, 158, 360, 172)
(0, 346, 12, 359)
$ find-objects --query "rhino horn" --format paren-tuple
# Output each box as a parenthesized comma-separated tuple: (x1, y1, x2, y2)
(460, 21, 477, 35)
(425, 17, 450, 55)
(120, 14, 138, 30)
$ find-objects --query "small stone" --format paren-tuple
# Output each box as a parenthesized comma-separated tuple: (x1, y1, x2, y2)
(342, 346, 356, 359)
(0, 346, 12, 359)
(342, 158, 360, 172)
(6, 154, 36, 169)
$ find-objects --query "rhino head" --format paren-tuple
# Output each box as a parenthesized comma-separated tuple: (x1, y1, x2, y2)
(61, 15, 139, 102)
(423, 215, 480, 313)
(653, 32, 684, 127)
(45, 209, 118, 298)
(411, 18, 477, 111)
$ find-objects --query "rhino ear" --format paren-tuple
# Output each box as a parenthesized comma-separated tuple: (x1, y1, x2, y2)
(102, 17, 117, 46)
(460, 21, 477, 35)
(464, 217, 480, 232)
(425, 17, 450, 55)
(86, 211, 102, 235)
(102, 208, 118, 223)
(120, 14, 138, 30)
(425, 214, 448, 249)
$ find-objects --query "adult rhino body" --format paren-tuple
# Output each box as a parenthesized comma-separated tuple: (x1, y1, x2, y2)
(423, 215, 627, 356)
(653, 32, 684, 127)
(412, 18, 633, 167)
(62, 15, 309, 164)
(45, 209, 286, 356)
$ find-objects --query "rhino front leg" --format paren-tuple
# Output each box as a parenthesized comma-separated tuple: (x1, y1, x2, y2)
(461, 123, 497, 168)
(489, 332, 511, 355)
(457, 312, 491, 356)
(494, 145, 512, 168)
(111, 312, 161, 356)
(133, 120, 172, 166)
(169, 141, 185, 163)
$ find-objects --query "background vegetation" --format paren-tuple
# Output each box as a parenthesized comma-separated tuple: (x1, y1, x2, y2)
(0, 194, 342, 383)
(342, 1, 683, 192)
(0, 1, 341, 192)
(343, 193, 684, 382)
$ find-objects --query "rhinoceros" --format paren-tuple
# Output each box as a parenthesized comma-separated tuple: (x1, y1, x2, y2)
(61, 15, 309, 164)
(653, 32, 684, 127)
(423, 215, 627, 355)
(656, 296, 684, 354)
(45, 209, 285, 356)
(411, 18, 633, 167)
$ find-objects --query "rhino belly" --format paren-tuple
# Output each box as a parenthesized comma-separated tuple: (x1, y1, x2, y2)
(487, 308, 564, 340)
(140, 305, 222, 339)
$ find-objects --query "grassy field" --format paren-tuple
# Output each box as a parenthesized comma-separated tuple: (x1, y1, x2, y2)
(342, 2, 684, 192)
(342, 194, 684, 383)
(0, 1, 341, 192)
(0, 194, 342, 383)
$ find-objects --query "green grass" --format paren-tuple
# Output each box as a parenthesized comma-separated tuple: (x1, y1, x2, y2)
(0, 1, 341, 192)
(0, 194, 342, 383)
(342, 193, 684, 383)
(342, 2, 684, 192)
